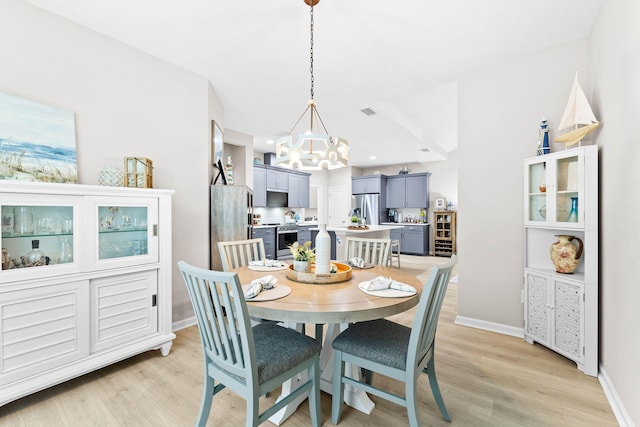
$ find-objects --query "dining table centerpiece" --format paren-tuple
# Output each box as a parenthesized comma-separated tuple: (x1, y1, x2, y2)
(290, 241, 315, 273)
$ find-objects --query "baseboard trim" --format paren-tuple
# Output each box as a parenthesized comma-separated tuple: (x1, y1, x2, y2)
(599, 365, 635, 427)
(454, 315, 524, 338)
(172, 316, 196, 332)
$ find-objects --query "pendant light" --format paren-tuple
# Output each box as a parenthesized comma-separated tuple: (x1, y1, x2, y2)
(276, 0, 349, 170)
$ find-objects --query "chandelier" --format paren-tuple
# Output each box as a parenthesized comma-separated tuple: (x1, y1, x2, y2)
(276, 0, 349, 171)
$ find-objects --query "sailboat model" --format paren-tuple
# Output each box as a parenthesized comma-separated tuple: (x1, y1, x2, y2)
(555, 74, 600, 147)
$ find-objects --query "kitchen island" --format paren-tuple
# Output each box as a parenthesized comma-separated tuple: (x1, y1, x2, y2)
(326, 224, 404, 260)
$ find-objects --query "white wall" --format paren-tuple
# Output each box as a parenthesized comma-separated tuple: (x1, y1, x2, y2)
(457, 39, 589, 328)
(1, 0, 215, 325)
(590, 0, 640, 424)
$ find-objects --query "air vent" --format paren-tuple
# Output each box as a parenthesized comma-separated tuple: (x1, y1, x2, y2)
(360, 108, 376, 116)
(420, 148, 430, 152)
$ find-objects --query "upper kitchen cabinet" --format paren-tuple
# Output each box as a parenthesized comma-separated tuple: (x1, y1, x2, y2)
(386, 173, 430, 208)
(253, 166, 266, 207)
(253, 165, 310, 208)
(288, 172, 310, 208)
(266, 168, 289, 192)
(351, 175, 385, 194)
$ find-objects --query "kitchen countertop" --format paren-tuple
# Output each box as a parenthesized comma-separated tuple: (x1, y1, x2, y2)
(328, 224, 405, 232)
(380, 222, 431, 226)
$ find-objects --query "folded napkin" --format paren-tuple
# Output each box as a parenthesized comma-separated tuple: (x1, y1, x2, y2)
(248, 259, 285, 267)
(361, 276, 415, 292)
(245, 275, 278, 299)
(348, 257, 366, 268)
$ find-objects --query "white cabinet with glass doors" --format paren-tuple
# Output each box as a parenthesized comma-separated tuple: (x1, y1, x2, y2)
(0, 181, 174, 407)
(523, 145, 598, 376)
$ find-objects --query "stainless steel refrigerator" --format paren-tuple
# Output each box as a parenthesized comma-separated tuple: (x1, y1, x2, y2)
(210, 185, 253, 271)
(351, 193, 381, 225)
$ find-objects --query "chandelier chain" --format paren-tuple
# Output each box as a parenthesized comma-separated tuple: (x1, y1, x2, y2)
(309, 2, 314, 101)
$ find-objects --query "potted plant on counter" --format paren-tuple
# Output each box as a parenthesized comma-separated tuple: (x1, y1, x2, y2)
(290, 241, 315, 273)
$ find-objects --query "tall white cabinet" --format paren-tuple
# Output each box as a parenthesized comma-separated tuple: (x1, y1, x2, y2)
(0, 181, 175, 406)
(523, 145, 598, 376)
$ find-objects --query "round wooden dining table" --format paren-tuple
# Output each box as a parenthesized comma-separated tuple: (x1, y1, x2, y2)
(235, 264, 424, 324)
(233, 263, 425, 426)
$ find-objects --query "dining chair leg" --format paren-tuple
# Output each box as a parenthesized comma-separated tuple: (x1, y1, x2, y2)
(309, 355, 321, 427)
(425, 357, 451, 421)
(245, 392, 259, 427)
(331, 350, 346, 424)
(196, 374, 215, 427)
(406, 379, 420, 427)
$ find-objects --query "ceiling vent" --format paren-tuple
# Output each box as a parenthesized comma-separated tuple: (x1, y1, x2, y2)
(360, 108, 376, 116)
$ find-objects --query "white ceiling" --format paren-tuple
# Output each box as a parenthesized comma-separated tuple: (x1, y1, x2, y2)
(24, 0, 603, 167)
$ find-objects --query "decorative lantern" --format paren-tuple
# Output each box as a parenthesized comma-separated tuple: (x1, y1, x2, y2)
(124, 157, 153, 188)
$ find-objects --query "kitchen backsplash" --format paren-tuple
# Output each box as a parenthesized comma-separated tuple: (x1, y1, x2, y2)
(253, 207, 309, 225)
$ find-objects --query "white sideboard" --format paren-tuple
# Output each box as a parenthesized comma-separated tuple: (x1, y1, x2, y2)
(0, 181, 175, 406)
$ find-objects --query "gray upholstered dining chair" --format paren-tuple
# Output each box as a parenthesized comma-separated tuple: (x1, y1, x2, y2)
(331, 255, 458, 426)
(344, 237, 392, 266)
(217, 238, 267, 271)
(178, 261, 322, 427)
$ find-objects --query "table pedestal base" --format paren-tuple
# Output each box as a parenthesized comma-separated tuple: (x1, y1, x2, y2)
(268, 323, 374, 425)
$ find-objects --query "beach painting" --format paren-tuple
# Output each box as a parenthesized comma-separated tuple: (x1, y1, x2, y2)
(0, 91, 77, 183)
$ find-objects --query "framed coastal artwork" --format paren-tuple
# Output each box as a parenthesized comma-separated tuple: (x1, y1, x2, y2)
(0, 91, 78, 183)
(211, 120, 223, 166)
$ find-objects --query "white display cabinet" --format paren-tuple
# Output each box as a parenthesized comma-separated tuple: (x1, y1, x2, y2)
(523, 145, 598, 376)
(0, 181, 175, 406)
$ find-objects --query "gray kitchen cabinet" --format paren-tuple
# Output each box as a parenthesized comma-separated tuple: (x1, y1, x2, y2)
(253, 166, 266, 207)
(385, 173, 430, 208)
(252, 226, 276, 260)
(298, 225, 312, 245)
(266, 169, 289, 192)
(392, 225, 429, 256)
(288, 172, 310, 208)
(352, 175, 383, 194)
(386, 177, 405, 208)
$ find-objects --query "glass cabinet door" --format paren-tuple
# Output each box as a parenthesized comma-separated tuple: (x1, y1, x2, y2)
(525, 159, 548, 224)
(525, 150, 584, 228)
(1, 200, 79, 281)
(554, 154, 582, 226)
(89, 197, 159, 269)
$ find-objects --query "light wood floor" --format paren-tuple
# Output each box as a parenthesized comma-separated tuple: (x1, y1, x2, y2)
(0, 256, 617, 426)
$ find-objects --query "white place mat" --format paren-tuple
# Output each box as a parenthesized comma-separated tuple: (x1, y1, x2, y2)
(241, 284, 291, 301)
(248, 264, 288, 272)
(358, 281, 417, 298)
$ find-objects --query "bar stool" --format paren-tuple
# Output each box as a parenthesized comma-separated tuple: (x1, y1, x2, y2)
(389, 239, 401, 268)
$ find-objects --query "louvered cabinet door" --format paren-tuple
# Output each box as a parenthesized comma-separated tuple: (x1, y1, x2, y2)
(0, 280, 89, 386)
(90, 271, 158, 353)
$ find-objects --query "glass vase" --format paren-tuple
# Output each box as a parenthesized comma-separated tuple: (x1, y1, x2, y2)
(567, 197, 579, 222)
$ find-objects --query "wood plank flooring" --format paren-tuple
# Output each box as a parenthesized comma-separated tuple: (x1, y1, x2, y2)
(0, 256, 617, 426)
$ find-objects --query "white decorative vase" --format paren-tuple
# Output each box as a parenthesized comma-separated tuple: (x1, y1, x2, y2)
(293, 260, 310, 273)
(315, 224, 331, 274)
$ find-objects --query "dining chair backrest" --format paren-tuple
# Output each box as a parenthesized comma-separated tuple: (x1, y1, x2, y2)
(345, 237, 392, 266)
(331, 254, 458, 425)
(178, 261, 256, 385)
(408, 254, 457, 374)
(179, 261, 322, 426)
(218, 238, 266, 271)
